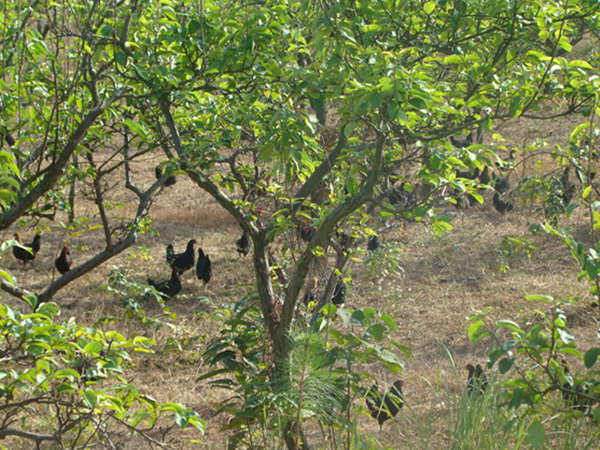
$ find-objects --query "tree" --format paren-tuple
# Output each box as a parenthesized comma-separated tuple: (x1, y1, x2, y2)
(119, 0, 599, 445)
(0, 0, 173, 304)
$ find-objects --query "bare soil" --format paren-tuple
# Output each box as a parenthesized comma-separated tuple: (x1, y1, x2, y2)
(3, 109, 600, 449)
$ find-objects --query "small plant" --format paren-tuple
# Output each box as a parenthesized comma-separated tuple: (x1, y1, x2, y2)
(0, 288, 204, 448)
(200, 294, 408, 448)
(104, 265, 176, 330)
(492, 235, 537, 272)
(466, 296, 600, 449)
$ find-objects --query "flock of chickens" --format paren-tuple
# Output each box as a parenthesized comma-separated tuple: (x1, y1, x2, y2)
(8, 166, 253, 300)
(7, 152, 586, 431)
(11, 231, 253, 300)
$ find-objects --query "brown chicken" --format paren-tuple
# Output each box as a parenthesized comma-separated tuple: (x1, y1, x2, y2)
(12, 233, 41, 268)
(55, 245, 72, 275)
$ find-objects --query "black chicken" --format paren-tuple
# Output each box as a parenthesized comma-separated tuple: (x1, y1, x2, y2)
(452, 167, 480, 210)
(367, 235, 381, 252)
(450, 134, 474, 149)
(166, 239, 196, 273)
(479, 166, 491, 185)
(493, 191, 513, 214)
(493, 173, 511, 194)
(154, 165, 177, 187)
(12, 233, 41, 268)
(236, 231, 250, 257)
(561, 360, 594, 413)
(365, 380, 405, 430)
(148, 268, 182, 299)
(456, 167, 480, 181)
(388, 185, 416, 209)
(297, 220, 315, 242)
(336, 230, 353, 250)
(55, 245, 72, 275)
(466, 363, 488, 397)
(196, 248, 211, 283)
(331, 281, 347, 306)
(301, 277, 319, 306)
(560, 166, 576, 207)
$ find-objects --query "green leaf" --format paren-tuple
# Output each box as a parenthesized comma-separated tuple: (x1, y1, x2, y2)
(380, 314, 398, 330)
(568, 60, 592, 69)
(468, 320, 490, 343)
(584, 348, 600, 368)
(525, 420, 545, 450)
(188, 19, 201, 34)
(570, 122, 590, 142)
(369, 324, 385, 341)
(344, 122, 358, 137)
(496, 320, 521, 332)
(346, 176, 359, 195)
(55, 368, 81, 379)
(115, 51, 127, 66)
(362, 24, 381, 33)
(509, 96, 523, 117)
(24, 295, 38, 310)
(84, 341, 103, 355)
(423, 1, 436, 14)
(557, 327, 575, 345)
(582, 185, 592, 199)
(443, 55, 462, 64)
(84, 389, 98, 409)
(593, 405, 600, 421)
(351, 310, 365, 323)
(525, 295, 553, 303)
(498, 358, 514, 374)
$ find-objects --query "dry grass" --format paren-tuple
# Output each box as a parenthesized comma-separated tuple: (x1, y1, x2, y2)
(3, 108, 600, 449)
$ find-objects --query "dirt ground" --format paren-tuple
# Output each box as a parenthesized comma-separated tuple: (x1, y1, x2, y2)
(3, 106, 600, 449)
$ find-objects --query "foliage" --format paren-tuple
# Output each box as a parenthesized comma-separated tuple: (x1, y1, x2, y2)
(493, 235, 537, 273)
(2, 0, 600, 447)
(104, 265, 176, 330)
(200, 294, 406, 448)
(0, 295, 204, 448)
(467, 296, 600, 449)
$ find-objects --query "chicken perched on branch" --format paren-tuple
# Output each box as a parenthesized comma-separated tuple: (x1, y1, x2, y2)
(166, 239, 196, 273)
(196, 248, 211, 283)
(148, 268, 181, 299)
(450, 134, 474, 149)
(12, 233, 41, 268)
(301, 277, 319, 306)
(55, 245, 72, 275)
(367, 235, 381, 252)
(365, 380, 405, 430)
(297, 219, 315, 242)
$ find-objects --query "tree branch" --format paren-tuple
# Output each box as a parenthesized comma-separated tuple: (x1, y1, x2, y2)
(275, 128, 387, 358)
(0, 87, 131, 231)
(0, 428, 58, 444)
